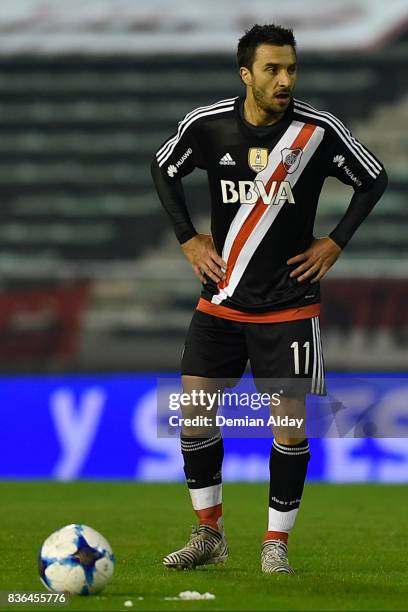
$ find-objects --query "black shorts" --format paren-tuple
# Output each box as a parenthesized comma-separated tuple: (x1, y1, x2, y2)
(181, 310, 326, 396)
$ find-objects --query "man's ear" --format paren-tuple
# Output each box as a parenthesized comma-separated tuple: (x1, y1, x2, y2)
(239, 67, 252, 87)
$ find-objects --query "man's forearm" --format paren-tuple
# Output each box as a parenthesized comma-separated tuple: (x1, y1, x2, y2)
(151, 159, 197, 244)
(329, 168, 388, 249)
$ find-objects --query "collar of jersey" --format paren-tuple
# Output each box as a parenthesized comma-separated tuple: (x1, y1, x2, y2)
(235, 96, 295, 140)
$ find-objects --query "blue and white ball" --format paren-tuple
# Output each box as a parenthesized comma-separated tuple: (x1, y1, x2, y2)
(39, 524, 115, 595)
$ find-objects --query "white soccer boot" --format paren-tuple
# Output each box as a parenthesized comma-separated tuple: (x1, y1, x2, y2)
(261, 539, 294, 574)
(163, 525, 228, 570)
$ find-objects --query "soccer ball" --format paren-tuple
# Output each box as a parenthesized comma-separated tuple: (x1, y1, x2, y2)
(39, 524, 115, 595)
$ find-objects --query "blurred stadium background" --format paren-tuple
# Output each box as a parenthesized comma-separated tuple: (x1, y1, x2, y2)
(0, 0, 408, 483)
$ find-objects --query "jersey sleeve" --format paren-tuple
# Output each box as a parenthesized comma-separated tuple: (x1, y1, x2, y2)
(154, 112, 204, 182)
(325, 119, 384, 191)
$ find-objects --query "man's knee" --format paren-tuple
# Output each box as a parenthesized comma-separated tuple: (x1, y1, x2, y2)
(180, 375, 224, 438)
(271, 395, 306, 442)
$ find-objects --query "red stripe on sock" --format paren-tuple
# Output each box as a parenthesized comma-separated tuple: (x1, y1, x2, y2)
(263, 530, 288, 544)
(195, 504, 223, 531)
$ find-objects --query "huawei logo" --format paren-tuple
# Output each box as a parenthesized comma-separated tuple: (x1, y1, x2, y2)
(333, 154, 345, 167)
(167, 164, 177, 177)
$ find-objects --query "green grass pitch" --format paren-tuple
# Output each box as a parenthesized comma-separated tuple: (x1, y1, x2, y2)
(0, 482, 407, 611)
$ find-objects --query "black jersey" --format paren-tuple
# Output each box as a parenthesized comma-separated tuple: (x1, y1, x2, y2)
(153, 96, 385, 320)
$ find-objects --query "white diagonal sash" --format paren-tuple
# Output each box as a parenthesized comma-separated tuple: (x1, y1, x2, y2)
(212, 122, 324, 305)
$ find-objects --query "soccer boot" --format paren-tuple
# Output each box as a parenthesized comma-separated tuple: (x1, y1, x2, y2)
(163, 525, 228, 569)
(261, 539, 294, 574)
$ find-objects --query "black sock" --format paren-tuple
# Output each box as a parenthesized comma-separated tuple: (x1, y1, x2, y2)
(181, 433, 224, 488)
(181, 433, 224, 530)
(265, 439, 310, 539)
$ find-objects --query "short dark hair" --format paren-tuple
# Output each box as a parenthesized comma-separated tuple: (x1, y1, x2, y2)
(237, 24, 296, 71)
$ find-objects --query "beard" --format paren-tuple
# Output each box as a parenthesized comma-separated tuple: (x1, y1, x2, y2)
(252, 81, 289, 116)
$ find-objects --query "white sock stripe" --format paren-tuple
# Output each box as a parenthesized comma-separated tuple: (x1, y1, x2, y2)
(273, 444, 310, 456)
(294, 98, 382, 173)
(181, 440, 221, 450)
(182, 441, 220, 452)
(156, 97, 237, 160)
(273, 439, 309, 447)
(181, 433, 221, 445)
(189, 484, 222, 510)
(273, 441, 309, 451)
(293, 101, 380, 179)
(273, 449, 310, 456)
(267, 507, 299, 532)
(156, 100, 237, 165)
(181, 434, 222, 452)
(181, 438, 220, 444)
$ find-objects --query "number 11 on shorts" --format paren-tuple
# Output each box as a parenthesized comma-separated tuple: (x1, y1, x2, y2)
(290, 341, 310, 375)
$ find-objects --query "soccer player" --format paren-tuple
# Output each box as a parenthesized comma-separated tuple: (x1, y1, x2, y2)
(151, 24, 387, 573)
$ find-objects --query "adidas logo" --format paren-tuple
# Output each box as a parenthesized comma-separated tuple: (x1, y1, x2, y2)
(219, 153, 236, 166)
(333, 154, 345, 168)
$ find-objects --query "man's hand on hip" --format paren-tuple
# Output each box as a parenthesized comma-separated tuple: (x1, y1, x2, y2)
(181, 234, 227, 284)
(287, 237, 342, 283)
